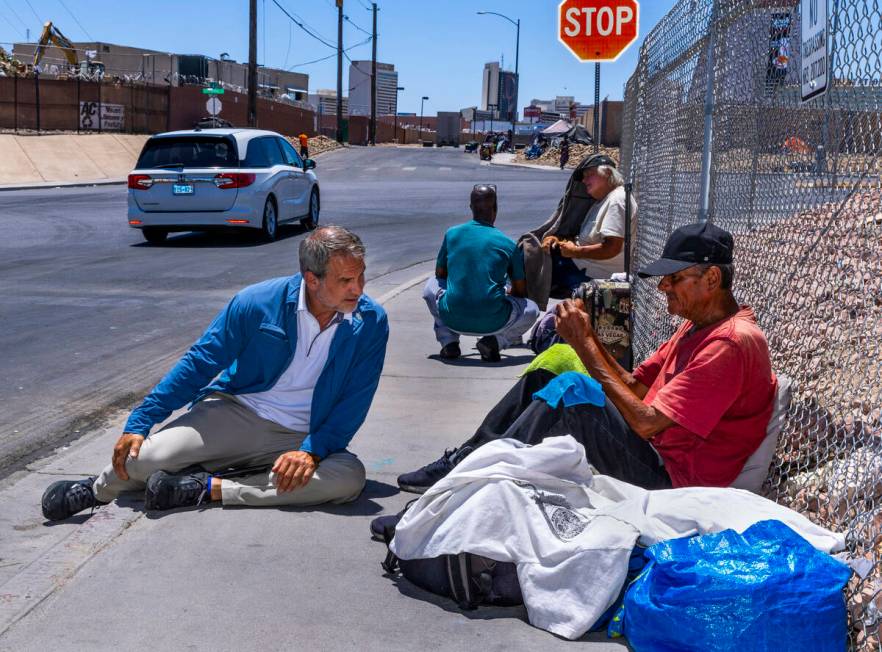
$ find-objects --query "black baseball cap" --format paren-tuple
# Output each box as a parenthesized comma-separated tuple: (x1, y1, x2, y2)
(583, 154, 616, 169)
(573, 154, 616, 181)
(637, 222, 734, 278)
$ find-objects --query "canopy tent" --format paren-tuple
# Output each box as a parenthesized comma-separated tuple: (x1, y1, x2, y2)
(565, 124, 593, 145)
(541, 119, 572, 135)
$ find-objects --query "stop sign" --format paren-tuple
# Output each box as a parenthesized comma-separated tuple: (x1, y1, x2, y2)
(558, 0, 640, 62)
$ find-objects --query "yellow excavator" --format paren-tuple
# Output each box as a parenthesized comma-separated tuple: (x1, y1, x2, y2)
(32, 21, 102, 77)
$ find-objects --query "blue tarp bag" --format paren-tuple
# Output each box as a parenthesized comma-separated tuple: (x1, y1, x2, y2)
(622, 520, 851, 652)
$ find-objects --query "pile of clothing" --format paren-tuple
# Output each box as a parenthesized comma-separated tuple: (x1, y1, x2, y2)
(388, 436, 850, 645)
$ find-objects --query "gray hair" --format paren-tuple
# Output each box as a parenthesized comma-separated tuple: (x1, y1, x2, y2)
(299, 225, 366, 278)
(598, 164, 624, 188)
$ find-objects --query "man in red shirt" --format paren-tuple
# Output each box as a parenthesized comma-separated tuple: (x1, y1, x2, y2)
(394, 222, 777, 495)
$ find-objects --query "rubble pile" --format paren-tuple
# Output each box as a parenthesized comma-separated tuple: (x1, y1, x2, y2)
(285, 135, 342, 157)
(515, 144, 620, 168)
(736, 190, 882, 648)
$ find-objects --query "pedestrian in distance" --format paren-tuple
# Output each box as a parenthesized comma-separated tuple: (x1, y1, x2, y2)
(422, 184, 540, 363)
(42, 226, 389, 521)
(298, 132, 309, 159)
(559, 135, 570, 169)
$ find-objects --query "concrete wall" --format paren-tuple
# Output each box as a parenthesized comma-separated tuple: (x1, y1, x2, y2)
(0, 133, 148, 184)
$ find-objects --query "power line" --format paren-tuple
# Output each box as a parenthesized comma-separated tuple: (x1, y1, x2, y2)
(282, 20, 292, 69)
(57, 0, 95, 42)
(22, 0, 42, 25)
(355, 0, 372, 11)
(2, 0, 28, 33)
(270, 0, 336, 50)
(288, 35, 371, 69)
(343, 14, 371, 36)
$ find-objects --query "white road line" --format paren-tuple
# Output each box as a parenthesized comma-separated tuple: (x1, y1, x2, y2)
(401, 166, 417, 171)
(365, 166, 379, 171)
(439, 167, 452, 171)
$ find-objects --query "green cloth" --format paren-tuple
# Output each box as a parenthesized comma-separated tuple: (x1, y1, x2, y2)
(437, 220, 526, 334)
(521, 343, 590, 378)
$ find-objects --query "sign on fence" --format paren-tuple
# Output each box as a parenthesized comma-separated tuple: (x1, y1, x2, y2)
(800, 0, 828, 102)
(79, 101, 125, 131)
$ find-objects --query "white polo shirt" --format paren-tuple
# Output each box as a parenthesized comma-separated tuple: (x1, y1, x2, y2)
(237, 279, 350, 432)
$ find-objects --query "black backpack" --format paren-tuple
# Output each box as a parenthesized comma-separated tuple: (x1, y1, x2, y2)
(378, 510, 523, 610)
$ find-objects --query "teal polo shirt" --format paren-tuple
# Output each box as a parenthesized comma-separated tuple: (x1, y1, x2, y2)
(436, 219, 526, 334)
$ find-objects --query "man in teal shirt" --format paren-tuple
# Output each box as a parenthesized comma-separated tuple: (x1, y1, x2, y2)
(422, 184, 539, 361)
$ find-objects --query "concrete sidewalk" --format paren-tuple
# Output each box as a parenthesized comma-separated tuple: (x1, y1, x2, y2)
(0, 263, 624, 651)
(487, 152, 564, 172)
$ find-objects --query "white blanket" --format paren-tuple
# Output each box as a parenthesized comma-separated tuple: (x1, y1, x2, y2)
(390, 436, 845, 640)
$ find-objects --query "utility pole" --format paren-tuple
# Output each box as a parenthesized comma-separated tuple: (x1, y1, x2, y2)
(336, 0, 344, 143)
(370, 3, 378, 146)
(248, 0, 257, 127)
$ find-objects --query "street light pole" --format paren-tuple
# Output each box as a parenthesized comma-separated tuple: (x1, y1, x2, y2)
(419, 95, 428, 142)
(395, 85, 404, 143)
(477, 11, 520, 123)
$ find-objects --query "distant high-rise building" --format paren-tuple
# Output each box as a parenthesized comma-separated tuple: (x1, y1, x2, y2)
(481, 62, 518, 121)
(348, 60, 398, 116)
(481, 62, 500, 114)
(308, 89, 348, 116)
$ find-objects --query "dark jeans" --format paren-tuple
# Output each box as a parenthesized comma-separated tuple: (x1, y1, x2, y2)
(550, 250, 590, 294)
(463, 369, 672, 490)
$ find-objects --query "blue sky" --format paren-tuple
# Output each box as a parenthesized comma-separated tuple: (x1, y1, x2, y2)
(0, 0, 678, 113)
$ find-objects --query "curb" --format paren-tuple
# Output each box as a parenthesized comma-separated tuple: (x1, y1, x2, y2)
(487, 158, 564, 172)
(0, 178, 127, 192)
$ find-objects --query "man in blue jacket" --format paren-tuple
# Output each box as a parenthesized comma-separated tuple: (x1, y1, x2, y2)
(41, 226, 389, 520)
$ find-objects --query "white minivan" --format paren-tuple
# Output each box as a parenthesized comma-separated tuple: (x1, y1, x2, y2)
(127, 128, 320, 244)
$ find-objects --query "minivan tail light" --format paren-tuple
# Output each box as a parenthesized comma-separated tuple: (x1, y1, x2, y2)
(214, 173, 256, 189)
(128, 174, 153, 190)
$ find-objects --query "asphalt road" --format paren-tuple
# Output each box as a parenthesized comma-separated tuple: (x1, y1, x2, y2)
(0, 146, 568, 478)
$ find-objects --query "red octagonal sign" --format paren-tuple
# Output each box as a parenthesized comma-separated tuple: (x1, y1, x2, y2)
(558, 0, 640, 62)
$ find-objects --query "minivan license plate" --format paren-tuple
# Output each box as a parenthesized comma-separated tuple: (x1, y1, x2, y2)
(173, 184, 194, 195)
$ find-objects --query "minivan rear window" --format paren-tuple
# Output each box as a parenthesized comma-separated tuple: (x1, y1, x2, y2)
(136, 136, 239, 169)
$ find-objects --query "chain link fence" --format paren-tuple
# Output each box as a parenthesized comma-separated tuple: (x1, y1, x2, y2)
(620, 0, 882, 647)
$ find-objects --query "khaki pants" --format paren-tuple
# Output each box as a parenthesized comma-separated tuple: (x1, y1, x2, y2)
(93, 394, 366, 507)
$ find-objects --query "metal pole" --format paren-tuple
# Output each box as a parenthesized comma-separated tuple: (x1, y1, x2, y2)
(98, 73, 103, 133)
(336, 0, 344, 143)
(76, 74, 81, 132)
(370, 3, 377, 145)
(419, 98, 424, 141)
(13, 68, 17, 133)
(593, 63, 600, 152)
(248, 0, 258, 127)
(514, 19, 519, 124)
(697, 0, 718, 223)
(34, 72, 40, 133)
(166, 54, 172, 131)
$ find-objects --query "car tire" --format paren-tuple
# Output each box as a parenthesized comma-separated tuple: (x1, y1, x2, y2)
(301, 189, 319, 231)
(261, 197, 278, 242)
(142, 228, 168, 244)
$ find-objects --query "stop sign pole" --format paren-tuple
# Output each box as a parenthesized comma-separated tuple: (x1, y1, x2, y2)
(558, 0, 639, 151)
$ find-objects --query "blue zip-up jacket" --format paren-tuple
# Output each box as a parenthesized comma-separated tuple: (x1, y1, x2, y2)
(124, 274, 389, 460)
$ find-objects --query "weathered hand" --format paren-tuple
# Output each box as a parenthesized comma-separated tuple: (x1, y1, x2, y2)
(271, 450, 317, 493)
(557, 240, 580, 258)
(541, 236, 559, 253)
(112, 433, 145, 481)
(555, 299, 594, 346)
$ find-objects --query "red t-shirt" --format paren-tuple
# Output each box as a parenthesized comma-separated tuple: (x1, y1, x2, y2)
(632, 307, 777, 488)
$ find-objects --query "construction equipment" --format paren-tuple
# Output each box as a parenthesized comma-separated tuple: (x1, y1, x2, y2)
(32, 21, 102, 78)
